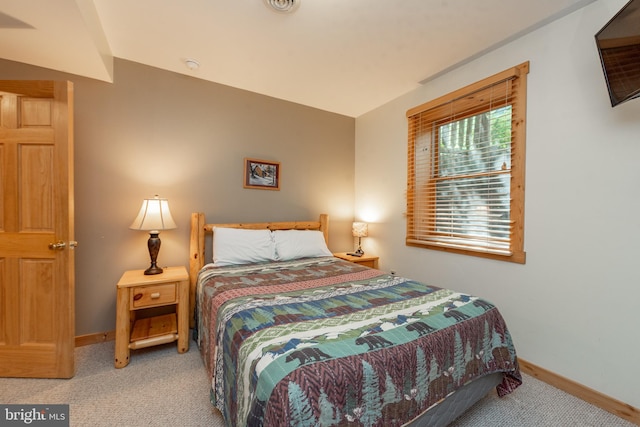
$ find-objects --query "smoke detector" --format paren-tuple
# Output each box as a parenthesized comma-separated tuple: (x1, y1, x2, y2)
(185, 59, 200, 70)
(264, 0, 300, 13)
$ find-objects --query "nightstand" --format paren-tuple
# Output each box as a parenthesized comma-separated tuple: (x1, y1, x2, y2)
(333, 252, 379, 269)
(114, 266, 189, 368)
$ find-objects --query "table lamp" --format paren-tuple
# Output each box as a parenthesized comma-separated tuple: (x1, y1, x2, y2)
(130, 195, 177, 275)
(352, 222, 368, 256)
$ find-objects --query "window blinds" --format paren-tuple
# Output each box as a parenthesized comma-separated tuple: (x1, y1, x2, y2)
(406, 63, 528, 260)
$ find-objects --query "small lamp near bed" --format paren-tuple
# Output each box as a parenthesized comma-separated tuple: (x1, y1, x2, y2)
(352, 222, 368, 256)
(130, 195, 177, 275)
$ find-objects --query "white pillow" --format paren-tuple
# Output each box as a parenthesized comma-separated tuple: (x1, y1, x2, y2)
(212, 227, 276, 266)
(273, 229, 332, 261)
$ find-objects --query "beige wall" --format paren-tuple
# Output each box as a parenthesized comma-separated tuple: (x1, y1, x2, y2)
(1, 58, 356, 335)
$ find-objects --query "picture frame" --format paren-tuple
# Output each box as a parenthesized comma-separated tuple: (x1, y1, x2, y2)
(243, 158, 280, 190)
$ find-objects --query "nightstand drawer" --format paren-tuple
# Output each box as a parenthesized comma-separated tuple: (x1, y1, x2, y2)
(131, 283, 177, 308)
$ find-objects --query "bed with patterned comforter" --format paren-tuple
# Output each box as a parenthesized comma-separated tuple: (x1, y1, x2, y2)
(196, 256, 521, 427)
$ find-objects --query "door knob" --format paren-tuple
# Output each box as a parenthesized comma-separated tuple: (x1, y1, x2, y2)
(48, 241, 66, 250)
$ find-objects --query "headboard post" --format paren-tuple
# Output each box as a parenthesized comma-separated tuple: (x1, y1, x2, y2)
(189, 212, 205, 328)
(319, 213, 329, 245)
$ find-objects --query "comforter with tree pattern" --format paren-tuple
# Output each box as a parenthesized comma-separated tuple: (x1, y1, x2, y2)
(196, 256, 521, 426)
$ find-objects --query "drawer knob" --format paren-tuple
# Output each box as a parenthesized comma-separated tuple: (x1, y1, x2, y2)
(133, 293, 143, 301)
(150, 292, 161, 299)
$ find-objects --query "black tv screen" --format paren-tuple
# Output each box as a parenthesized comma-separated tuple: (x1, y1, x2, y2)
(595, 0, 640, 107)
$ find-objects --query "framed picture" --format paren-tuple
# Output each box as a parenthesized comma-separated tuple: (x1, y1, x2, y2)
(243, 158, 280, 190)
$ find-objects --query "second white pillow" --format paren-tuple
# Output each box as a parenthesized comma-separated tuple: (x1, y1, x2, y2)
(273, 229, 332, 261)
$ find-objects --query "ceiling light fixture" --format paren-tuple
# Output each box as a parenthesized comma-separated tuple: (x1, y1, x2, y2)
(185, 58, 200, 70)
(264, 0, 300, 13)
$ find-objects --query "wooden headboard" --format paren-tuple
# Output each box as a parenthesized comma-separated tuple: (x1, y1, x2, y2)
(188, 212, 329, 328)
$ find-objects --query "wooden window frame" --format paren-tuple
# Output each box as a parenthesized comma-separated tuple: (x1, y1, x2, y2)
(406, 62, 529, 264)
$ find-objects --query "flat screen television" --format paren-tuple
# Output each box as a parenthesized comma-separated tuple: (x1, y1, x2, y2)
(595, 0, 640, 107)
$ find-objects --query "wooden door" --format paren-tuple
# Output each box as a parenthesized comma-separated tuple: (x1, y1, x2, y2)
(0, 80, 75, 378)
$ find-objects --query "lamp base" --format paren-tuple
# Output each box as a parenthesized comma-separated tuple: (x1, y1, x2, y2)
(144, 265, 163, 275)
(355, 236, 365, 255)
(144, 231, 163, 275)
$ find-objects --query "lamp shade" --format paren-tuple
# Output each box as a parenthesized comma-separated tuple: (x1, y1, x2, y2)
(352, 222, 368, 238)
(129, 196, 177, 232)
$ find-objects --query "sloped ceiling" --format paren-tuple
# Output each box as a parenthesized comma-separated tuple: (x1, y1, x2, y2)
(0, 0, 596, 117)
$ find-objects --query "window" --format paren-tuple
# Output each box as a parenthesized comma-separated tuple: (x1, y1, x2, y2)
(406, 62, 528, 263)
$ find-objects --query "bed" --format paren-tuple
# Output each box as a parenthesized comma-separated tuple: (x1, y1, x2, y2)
(189, 213, 522, 427)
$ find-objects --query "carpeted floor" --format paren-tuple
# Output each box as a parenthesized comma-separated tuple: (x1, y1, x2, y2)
(0, 339, 635, 426)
